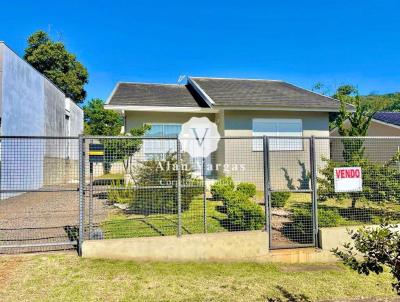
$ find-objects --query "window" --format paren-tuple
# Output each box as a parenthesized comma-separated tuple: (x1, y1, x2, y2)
(144, 124, 181, 159)
(252, 118, 303, 151)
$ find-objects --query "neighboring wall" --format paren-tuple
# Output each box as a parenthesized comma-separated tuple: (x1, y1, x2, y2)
(330, 120, 400, 163)
(0, 42, 83, 195)
(223, 110, 330, 189)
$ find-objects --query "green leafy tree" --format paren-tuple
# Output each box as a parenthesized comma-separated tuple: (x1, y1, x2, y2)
(24, 30, 89, 103)
(83, 99, 123, 135)
(333, 223, 400, 294)
(103, 125, 151, 174)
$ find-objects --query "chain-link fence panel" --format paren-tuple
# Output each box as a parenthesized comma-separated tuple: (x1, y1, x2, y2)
(0, 137, 79, 254)
(315, 137, 400, 228)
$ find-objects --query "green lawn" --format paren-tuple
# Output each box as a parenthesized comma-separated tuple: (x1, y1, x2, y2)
(0, 254, 397, 302)
(102, 198, 228, 239)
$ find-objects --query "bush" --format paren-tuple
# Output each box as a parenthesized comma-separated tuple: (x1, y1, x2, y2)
(224, 191, 265, 231)
(130, 153, 202, 214)
(210, 176, 235, 200)
(318, 153, 400, 206)
(271, 192, 290, 208)
(291, 208, 342, 235)
(236, 182, 256, 198)
(107, 181, 133, 204)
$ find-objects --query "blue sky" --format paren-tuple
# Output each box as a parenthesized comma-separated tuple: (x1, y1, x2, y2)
(1, 0, 399, 103)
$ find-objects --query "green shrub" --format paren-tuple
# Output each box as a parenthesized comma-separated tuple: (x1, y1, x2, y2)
(107, 181, 134, 204)
(130, 153, 202, 214)
(291, 208, 342, 235)
(222, 190, 250, 207)
(210, 176, 235, 200)
(236, 182, 256, 198)
(224, 191, 265, 231)
(318, 153, 400, 206)
(271, 192, 290, 208)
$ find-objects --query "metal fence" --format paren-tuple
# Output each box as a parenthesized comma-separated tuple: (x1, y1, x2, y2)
(0, 137, 80, 254)
(1, 135, 399, 254)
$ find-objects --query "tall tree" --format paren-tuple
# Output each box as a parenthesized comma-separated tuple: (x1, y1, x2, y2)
(24, 30, 89, 103)
(83, 99, 123, 135)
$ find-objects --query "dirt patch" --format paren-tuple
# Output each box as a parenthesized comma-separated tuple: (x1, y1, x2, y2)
(0, 257, 24, 286)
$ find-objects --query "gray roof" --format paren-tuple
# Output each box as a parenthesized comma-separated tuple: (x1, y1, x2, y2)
(107, 77, 347, 111)
(190, 77, 343, 109)
(373, 112, 400, 127)
(107, 82, 209, 107)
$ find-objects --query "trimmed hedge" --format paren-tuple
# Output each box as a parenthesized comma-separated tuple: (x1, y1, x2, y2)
(271, 192, 290, 208)
(210, 176, 235, 200)
(236, 182, 257, 198)
(223, 190, 265, 231)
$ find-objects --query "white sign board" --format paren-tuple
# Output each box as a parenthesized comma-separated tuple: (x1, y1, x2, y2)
(334, 167, 362, 192)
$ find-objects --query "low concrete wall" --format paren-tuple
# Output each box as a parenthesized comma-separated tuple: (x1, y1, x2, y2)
(319, 226, 361, 251)
(83, 231, 269, 262)
(319, 225, 400, 251)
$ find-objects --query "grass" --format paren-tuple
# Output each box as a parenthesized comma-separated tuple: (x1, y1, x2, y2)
(0, 254, 397, 302)
(101, 198, 227, 239)
(96, 173, 124, 180)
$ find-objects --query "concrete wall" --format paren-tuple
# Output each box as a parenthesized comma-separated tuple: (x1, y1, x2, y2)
(0, 42, 84, 194)
(0, 43, 45, 196)
(83, 231, 269, 262)
(82, 230, 339, 263)
(319, 225, 400, 251)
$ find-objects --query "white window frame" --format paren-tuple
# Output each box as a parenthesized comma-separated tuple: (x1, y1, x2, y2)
(143, 123, 182, 159)
(252, 118, 303, 151)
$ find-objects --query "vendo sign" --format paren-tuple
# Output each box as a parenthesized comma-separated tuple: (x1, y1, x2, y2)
(334, 167, 362, 192)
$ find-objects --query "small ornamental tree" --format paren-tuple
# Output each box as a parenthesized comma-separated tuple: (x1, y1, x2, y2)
(335, 96, 375, 163)
(131, 152, 202, 214)
(333, 223, 400, 294)
(103, 125, 151, 174)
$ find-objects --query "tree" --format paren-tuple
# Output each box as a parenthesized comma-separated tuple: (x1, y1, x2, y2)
(333, 223, 400, 294)
(83, 99, 123, 136)
(24, 30, 89, 103)
(102, 125, 151, 174)
(335, 96, 375, 162)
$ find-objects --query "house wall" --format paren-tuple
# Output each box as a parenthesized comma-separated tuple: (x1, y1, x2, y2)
(123, 110, 330, 189)
(125, 111, 216, 130)
(330, 120, 400, 163)
(223, 110, 330, 189)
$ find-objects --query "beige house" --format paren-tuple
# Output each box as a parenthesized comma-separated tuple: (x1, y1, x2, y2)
(330, 112, 400, 163)
(105, 77, 345, 189)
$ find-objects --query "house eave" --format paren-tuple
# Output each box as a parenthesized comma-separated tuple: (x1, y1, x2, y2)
(104, 104, 219, 113)
(215, 106, 346, 112)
